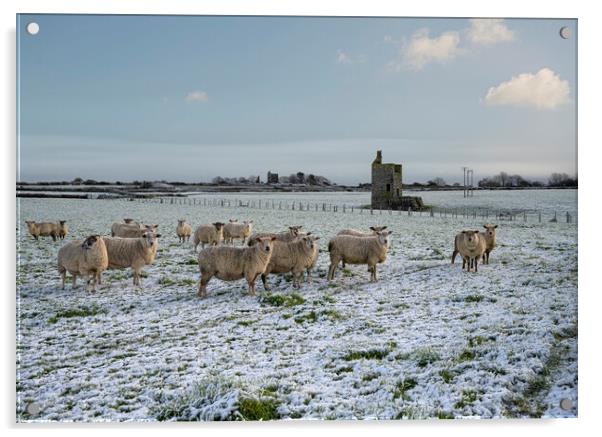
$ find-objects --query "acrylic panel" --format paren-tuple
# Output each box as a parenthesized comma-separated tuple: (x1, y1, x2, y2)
(16, 14, 577, 421)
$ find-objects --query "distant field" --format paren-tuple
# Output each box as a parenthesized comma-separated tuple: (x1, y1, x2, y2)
(16, 193, 577, 421)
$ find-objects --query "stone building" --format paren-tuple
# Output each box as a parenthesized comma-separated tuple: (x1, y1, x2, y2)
(371, 150, 424, 210)
(371, 150, 403, 209)
(267, 171, 279, 184)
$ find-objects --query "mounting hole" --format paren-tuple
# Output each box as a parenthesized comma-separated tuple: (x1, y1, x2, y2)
(26, 402, 40, 415)
(559, 26, 571, 39)
(560, 398, 572, 410)
(26, 22, 39, 35)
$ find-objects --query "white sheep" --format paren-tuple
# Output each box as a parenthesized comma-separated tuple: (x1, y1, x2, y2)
(247, 226, 303, 246)
(111, 222, 158, 238)
(57, 235, 108, 292)
(337, 226, 388, 237)
(176, 219, 193, 243)
(261, 235, 320, 290)
(193, 222, 225, 251)
(336, 227, 387, 267)
(480, 224, 498, 264)
(223, 219, 254, 245)
(327, 231, 392, 282)
(102, 231, 161, 286)
(451, 230, 486, 272)
(197, 236, 276, 297)
(25, 221, 60, 241)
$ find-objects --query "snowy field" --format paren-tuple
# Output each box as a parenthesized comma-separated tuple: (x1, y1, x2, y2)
(16, 193, 577, 421)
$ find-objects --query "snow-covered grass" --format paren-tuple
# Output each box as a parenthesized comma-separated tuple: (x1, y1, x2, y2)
(16, 196, 577, 421)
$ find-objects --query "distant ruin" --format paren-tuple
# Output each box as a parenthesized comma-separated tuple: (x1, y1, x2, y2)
(371, 150, 424, 210)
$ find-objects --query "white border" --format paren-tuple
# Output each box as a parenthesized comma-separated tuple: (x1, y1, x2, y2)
(2, 1, 599, 437)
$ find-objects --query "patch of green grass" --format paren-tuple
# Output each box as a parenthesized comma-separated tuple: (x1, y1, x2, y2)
(362, 372, 380, 382)
(238, 398, 280, 421)
(464, 294, 484, 303)
(454, 390, 478, 409)
(182, 258, 198, 265)
(414, 348, 440, 367)
(158, 276, 176, 286)
(294, 311, 317, 324)
(48, 304, 106, 324)
(178, 278, 197, 286)
(262, 293, 305, 307)
(436, 410, 455, 419)
(393, 378, 417, 400)
(334, 366, 353, 375)
(439, 369, 454, 383)
(457, 349, 476, 362)
(343, 348, 391, 361)
(237, 319, 257, 327)
(552, 325, 578, 341)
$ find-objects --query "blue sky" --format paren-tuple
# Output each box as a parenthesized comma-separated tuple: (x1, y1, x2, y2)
(17, 15, 576, 184)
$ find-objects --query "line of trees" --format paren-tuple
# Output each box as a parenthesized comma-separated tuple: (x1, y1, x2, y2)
(478, 172, 577, 188)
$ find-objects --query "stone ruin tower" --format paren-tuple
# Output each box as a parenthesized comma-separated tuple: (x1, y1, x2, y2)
(371, 150, 403, 209)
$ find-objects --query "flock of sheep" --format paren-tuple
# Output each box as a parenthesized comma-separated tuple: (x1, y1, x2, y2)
(22, 217, 498, 298)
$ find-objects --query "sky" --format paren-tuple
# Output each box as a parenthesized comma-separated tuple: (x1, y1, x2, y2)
(17, 15, 577, 185)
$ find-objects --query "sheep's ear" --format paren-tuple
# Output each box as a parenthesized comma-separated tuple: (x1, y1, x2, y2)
(494, 225, 498, 229)
(462, 230, 467, 234)
(306, 232, 312, 236)
(155, 234, 162, 238)
(483, 225, 488, 229)
(381, 226, 388, 230)
(369, 226, 376, 231)
(313, 236, 320, 240)
(271, 236, 277, 241)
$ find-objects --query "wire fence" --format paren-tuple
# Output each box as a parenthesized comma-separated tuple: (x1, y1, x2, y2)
(118, 196, 577, 225)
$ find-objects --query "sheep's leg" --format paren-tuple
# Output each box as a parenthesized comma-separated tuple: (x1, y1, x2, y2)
(486, 251, 490, 264)
(60, 271, 66, 289)
(452, 249, 458, 264)
(327, 262, 337, 280)
(462, 257, 466, 270)
(247, 274, 258, 296)
(96, 272, 102, 286)
(132, 269, 140, 286)
(72, 274, 77, 289)
(198, 274, 211, 298)
(474, 257, 479, 272)
(293, 271, 302, 288)
(306, 269, 312, 283)
(261, 273, 270, 291)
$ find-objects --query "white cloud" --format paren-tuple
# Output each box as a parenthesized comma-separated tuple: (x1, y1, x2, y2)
(390, 28, 461, 71)
(185, 90, 208, 103)
(484, 68, 570, 110)
(466, 18, 515, 46)
(335, 49, 365, 65)
(336, 50, 351, 64)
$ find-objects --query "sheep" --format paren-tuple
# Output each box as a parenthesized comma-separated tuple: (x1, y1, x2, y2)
(24, 221, 60, 241)
(111, 222, 158, 238)
(261, 235, 320, 290)
(58, 221, 68, 240)
(480, 224, 498, 264)
(102, 231, 161, 286)
(176, 219, 193, 243)
(327, 231, 392, 282)
(57, 235, 108, 292)
(451, 230, 486, 272)
(247, 226, 303, 246)
(123, 218, 139, 225)
(223, 219, 254, 245)
(336, 227, 387, 267)
(193, 222, 225, 251)
(337, 226, 388, 237)
(197, 236, 276, 297)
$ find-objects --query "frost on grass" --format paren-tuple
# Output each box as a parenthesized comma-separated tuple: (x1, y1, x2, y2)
(153, 377, 280, 421)
(16, 195, 577, 421)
